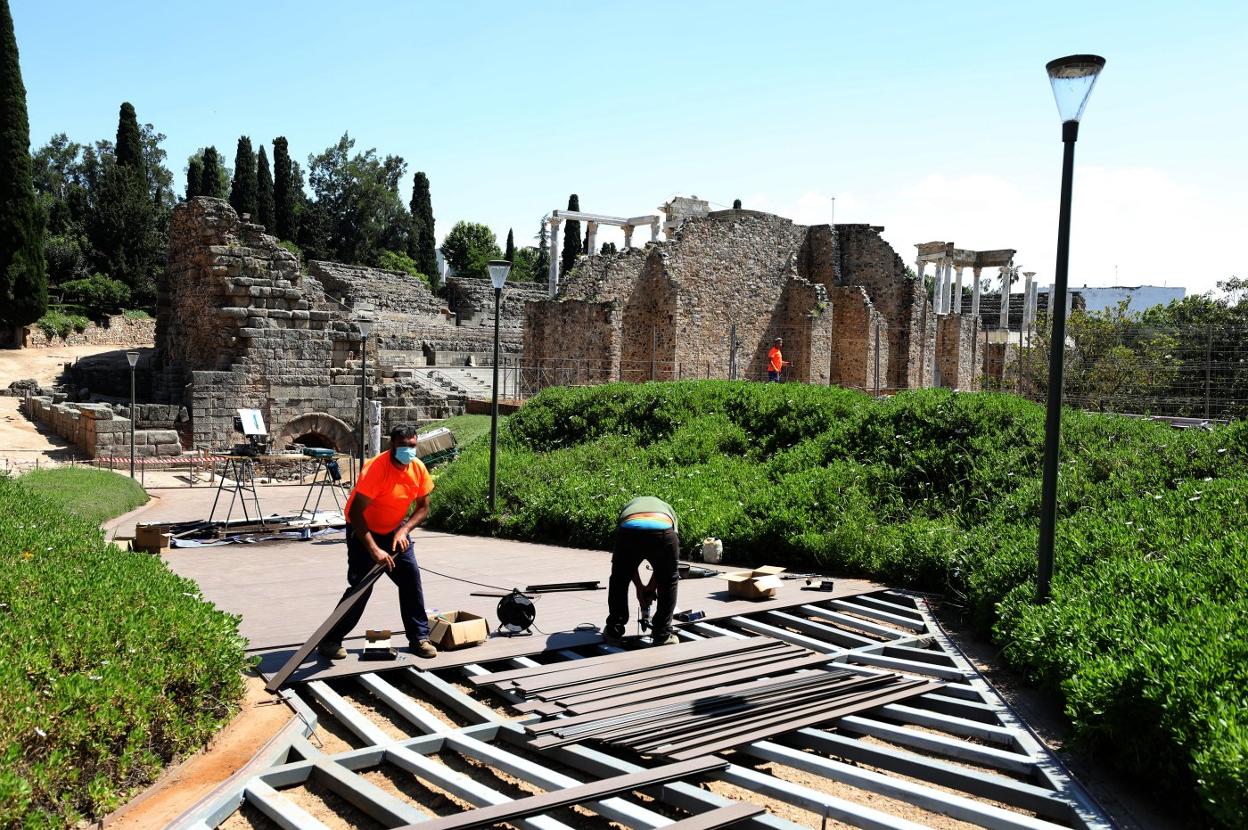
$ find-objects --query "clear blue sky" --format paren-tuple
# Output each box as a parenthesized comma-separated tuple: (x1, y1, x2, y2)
(12, 0, 1248, 294)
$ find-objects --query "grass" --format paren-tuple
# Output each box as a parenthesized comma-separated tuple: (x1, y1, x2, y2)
(18, 467, 148, 525)
(421, 414, 497, 449)
(425, 381, 1248, 827)
(0, 474, 247, 828)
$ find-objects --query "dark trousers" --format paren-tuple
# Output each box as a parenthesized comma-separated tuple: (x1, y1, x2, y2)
(767, 370, 781, 383)
(606, 526, 680, 639)
(323, 527, 431, 646)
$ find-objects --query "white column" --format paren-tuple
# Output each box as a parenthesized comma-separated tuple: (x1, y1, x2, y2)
(1022, 271, 1034, 329)
(623, 225, 634, 249)
(953, 266, 964, 314)
(916, 260, 929, 308)
(940, 259, 953, 314)
(999, 266, 1011, 330)
(1029, 281, 1039, 327)
(970, 266, 983, 317)
(585, 221, 598, 256)
(1047, 282, 1056, 318)
(547, 218, 562, 298)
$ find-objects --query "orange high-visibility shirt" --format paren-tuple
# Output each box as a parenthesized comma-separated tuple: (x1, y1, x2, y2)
(768, 346, 784, 372)
(346, 452, 434, 534)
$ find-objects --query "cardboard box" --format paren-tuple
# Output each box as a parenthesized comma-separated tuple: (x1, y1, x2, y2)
(723, 566, 787, 600)
(427, 611, 489, 650)
(134, 523, 173, 554)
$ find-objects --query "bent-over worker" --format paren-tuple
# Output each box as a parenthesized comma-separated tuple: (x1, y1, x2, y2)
(604, 496, 680, 646)
(318, 424, 438, 660)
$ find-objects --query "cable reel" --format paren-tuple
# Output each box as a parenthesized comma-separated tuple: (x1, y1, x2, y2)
(497, 589, 537, 636)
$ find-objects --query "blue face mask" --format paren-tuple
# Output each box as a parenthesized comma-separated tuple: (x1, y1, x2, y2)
(393, 445, 419, 465)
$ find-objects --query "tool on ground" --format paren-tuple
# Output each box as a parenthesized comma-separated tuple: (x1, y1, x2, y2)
(638, 599, 653, 632)
(673, 609, 706, 623)
(264, 562, 386, 692)
(360, 628, 398, 661)
(680, 565, 718, 579)
(523, 580, 602, 593)
(497, 589, 537, 636)
(803, 579, 836, 592)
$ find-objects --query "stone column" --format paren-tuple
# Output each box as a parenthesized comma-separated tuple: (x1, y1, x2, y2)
(585, 221, 598, 256)
(623, 225, 634, 249)
(940, 258, 953, 315)
(650, 219, 660, 242)
(999, 266, 1011, 331)
(916, 260, 930, 309)
(953, 266, 964, 314)
(1029, 281, 1039, 328)
(1022, 271, 1035, 329)
(547, 217, 562, 298)
(971, 266, 983, 317)
(1047, 282, 1056, 318)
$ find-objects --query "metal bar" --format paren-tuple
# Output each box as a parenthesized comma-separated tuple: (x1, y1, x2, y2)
(357, 672, 449, 734)
(390, 757, 726, 830)
(244, 779, 330, 830)
(308, 755, 426, 825)
(874, 703, 1023, 749)
(304, 680, 390, 746)
(828, 599, 926, 631)
(404, 668, 500, 725)
(264, 564, 386, 692)
(799, 604, 906, 640)
(762, 610, 878, 647)
(745, 739, 1069, 830)
(663, 803, 765, 830)
(845, 651, 969, 681)
(837, 715, 1038, 775)
(727, 616, 844, 653)
(722, 764, 932, 830)
(786, 728, 1075, 822)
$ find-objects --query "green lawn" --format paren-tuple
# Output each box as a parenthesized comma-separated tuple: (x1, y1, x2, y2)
(421, 414, 499, 449)
(18, 467, 148, 525)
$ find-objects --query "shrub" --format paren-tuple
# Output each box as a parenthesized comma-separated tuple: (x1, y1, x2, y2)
(0, 475, 248, 828)
(378, 249, 433, 291)
(58, 274, 131, 320)
(35, 309, 91, 339)
(19, 467, 148, 525)
(427, 381, 1248, 826)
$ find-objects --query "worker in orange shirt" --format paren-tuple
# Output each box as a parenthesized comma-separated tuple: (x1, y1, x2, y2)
(767, 337, 790, 382)
(318, 424, 438, 660)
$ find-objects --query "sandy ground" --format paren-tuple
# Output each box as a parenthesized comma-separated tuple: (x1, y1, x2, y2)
(0, 344, 131, 470)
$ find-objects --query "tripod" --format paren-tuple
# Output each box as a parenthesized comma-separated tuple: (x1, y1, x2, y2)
(208, 455, 267, 531)
(299, 455, 345, 518)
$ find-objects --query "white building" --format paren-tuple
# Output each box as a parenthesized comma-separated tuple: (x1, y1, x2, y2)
(1075, 285, 1185, 314)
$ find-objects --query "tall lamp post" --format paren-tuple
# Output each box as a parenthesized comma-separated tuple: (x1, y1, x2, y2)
(126, 350, 139, 478)
(487, 259, 511, 512)
(356, 316, 373, 468)
(1036, 54, 1105, 602)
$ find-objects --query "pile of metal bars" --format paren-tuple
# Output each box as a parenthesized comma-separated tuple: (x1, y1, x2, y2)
(470, 636, 943, 760)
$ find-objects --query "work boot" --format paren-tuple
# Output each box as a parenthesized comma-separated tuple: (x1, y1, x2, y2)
(651, 632, 679, 646)
(603, 625, 626, 645)
(317, 641, 346, 660)
(413, 639, 438, 659)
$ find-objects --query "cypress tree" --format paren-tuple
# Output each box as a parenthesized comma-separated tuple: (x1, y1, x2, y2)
(504, 228, 514, 263)
(200, 146, 223, 198)
(733, 198, 742, 209)
(186, 155, 203, 199)
(409, 172, 437, 279)
(0, 0, 46, 330)
(534, 218, 549, 283)
(272, 136, 295, 241)
(560, 193, 581, 276)
(229, 135, 257, 219)
(115, 102, 144, 182)
(255, 145, 274, 231)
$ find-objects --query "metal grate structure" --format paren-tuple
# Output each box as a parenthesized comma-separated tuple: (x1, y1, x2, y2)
(172, 591, 1115, 830)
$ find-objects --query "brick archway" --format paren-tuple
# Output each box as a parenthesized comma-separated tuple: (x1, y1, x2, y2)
(275, 413, 357, 456)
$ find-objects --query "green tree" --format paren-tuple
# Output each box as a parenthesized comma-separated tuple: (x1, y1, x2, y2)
(0, 0, 46, 330)
(272, 136, 296, 241)
(409, 171, 437, 279)
(255, 145, 274, 232)
(200, 146, 224, 198)
(114, 102, 144, 182)
(186, 154, 203, 199)
(534, 217, 549, 285)
(504, 227, 514, 263)
(733, 198, 742, 209)
(440, 221, 500, 281)
(308, 133, 408, 265)
(377, 249, 432, 291)
(600, 241, 617, 255)
(509, 246, 540, 282)
(228, 136, 257, 219)
(560, 193, 581, 276)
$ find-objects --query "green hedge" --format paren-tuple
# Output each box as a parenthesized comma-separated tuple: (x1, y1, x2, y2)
(19, 468, 148, 526)
(427, 381, 1248, 826)
(0, 475, 248, 828)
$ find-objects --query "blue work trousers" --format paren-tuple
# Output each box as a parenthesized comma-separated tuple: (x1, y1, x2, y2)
(323, 527, 431, 646)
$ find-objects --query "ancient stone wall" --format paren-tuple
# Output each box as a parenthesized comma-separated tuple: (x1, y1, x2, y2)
(829, 286, 889, 390)
(445, 276, 547, 328)
(936, 315, 982, 390)
(22, 313, 156, 349)
(523, 300, 618, 388)
(24, 396, 181, 459)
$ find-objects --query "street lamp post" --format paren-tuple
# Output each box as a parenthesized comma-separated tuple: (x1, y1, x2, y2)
(1036, 54, 1105, 603)
(126, 350, 139, 479)
(487, 259, 512, 512)
(356, 317, 373, 468)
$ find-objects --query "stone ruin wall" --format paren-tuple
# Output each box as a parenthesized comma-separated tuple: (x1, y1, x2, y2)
(23, 396, 181, 460)
(937, 314, 982, 390)
(153, 198, 516, 453)
(22, 313, 156, 349)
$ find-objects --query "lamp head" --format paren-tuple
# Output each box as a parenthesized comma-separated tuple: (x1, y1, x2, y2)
(488, 259, 511, 290)
(356, 317, 373, 339)
(1046, 54, 1105, 123)
(125, 351, 139, 368)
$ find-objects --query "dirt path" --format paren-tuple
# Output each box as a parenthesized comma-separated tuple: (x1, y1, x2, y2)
(0, 344, 125, 469)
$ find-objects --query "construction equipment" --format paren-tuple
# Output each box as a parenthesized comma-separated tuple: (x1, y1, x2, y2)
(298, 446, 345, 517)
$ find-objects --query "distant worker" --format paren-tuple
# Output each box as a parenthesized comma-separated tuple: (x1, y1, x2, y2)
(604, 496, 681, 646)
(318, 424, 438, 660)
(767, 337, 790, 382)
